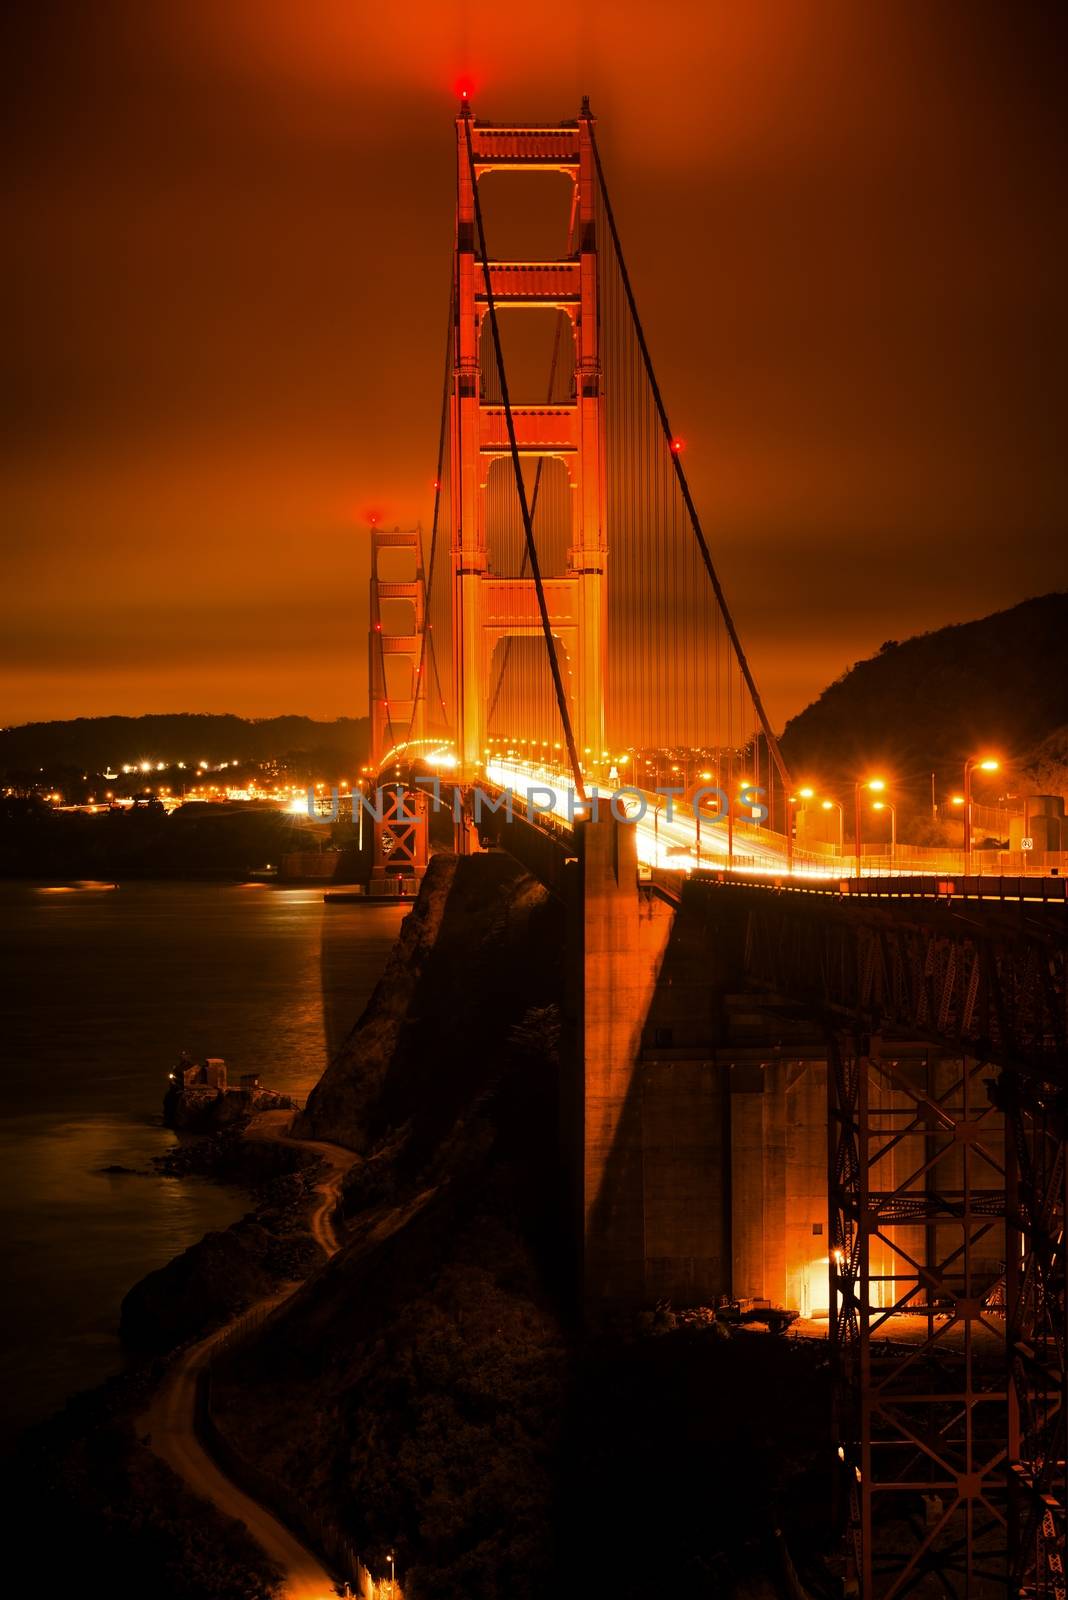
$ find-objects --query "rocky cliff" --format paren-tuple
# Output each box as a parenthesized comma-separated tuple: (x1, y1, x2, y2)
(209, 850, 834, 1600)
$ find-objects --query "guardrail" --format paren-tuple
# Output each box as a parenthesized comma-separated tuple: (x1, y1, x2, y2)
(692, 867, 1067, 904)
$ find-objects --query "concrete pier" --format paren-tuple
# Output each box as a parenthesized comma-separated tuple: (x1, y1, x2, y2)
(569, 816, 832, 1313)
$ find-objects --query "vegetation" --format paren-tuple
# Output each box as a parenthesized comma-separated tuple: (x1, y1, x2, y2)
(17, 1389, 282, 1600)
(211, 856, 834, 1598)
(780, 592, 1068, 797)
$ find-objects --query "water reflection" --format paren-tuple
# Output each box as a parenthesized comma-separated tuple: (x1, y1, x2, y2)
(0, 881, 404, 1443)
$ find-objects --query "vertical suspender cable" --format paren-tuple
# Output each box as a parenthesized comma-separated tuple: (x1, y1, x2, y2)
(372, 551, 397, 764)
(402, 281, 455, 755)
(586, 114, 793, 794)
(462, 108, 587, 801)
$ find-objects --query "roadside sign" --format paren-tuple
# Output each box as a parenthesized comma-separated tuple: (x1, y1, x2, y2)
(1021, 838, 1034, 851)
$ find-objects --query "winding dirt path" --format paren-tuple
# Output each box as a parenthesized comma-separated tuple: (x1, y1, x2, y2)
(141, 1110, 356, 1599)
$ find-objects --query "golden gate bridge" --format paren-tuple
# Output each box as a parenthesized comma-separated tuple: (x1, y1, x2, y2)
(361, 99, 1065, 1599)
(368, 97, 1065, 892)
(370, 95, 800, 875)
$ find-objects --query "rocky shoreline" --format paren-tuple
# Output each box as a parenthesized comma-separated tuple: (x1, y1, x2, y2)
(121, 1118, 324, 1353)
(12, 1104, 326, 1600)
(14, 853, 836, 1600)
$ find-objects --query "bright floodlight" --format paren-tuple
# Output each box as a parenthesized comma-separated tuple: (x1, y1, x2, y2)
(821, 799, 834, 811)
(867, 778, 886, 792)
(798, 786, 815, 799)
(979, 758, 999, 772)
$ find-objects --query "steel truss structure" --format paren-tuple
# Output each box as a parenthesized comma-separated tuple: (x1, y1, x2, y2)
(738, 891, 1064, 1596)
(829, 1036, 1064, 1597)
(742, 895, 1066, 1072)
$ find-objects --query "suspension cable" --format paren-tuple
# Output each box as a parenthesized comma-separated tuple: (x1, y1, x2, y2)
(585, 108, 792, 794)
(371, 554, 396, 758)
(401, 278, 455, 756)
(462, 107, 586, 800)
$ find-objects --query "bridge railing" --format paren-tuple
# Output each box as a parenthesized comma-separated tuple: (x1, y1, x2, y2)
(477, 768, 1068, 879)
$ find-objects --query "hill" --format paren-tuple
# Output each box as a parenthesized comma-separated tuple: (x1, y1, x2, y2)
(0, 713, 369, 778)
(779, 593, 1068, 792)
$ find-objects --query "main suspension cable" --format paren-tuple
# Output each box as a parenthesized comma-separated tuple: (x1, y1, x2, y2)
(585, 107, 792, 794)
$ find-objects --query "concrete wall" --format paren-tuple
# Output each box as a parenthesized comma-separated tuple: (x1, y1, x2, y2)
(567, 839, 1004, 1322)
(730, 1058, 828, 1314)
(573, 837, 832, 1314)
(640, 1058, 728, 1304)
(578, 816, 675, 1305)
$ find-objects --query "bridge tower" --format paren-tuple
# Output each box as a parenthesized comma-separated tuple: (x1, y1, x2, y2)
(451, 104, 606, 776)
(368, 524, 429, 893)
(369, 525, 425, 769)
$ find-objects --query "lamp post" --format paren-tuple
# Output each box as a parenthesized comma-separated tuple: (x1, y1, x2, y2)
(787, 786, 815, 873)
(853, 778, 886, 876)
(695, 769, 715, 867)
(963, 757, 999, 874)
(387, 1551, 395, 1597)
(821, 797, 844, 854)
(872, 799, 896, 868)
(733, 778, 754, 873)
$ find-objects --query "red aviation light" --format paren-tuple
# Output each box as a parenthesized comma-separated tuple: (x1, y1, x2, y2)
(670, 438, 684, 454)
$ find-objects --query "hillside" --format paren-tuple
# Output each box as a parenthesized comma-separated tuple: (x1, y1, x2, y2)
(779, 593, 1068, 790)
(0, 713, 369, 778)
(209, 854, 832, 1599)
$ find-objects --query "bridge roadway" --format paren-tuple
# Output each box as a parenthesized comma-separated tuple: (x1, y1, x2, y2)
(478, 759, 1068, 904)
(474, 776, 1067, 1083)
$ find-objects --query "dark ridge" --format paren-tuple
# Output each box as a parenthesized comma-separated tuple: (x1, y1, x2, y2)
(0, 712, 369, 774)
(779, 592, 1068, 786)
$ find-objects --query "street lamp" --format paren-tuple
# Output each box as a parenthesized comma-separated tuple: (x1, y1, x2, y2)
(963, 757, 999, 873)
(853, 778, 886, 877)
(733, 778, 755, 872)
(787, 786, 816, 872)
(871, 799, 897, 867)
(387, 1551, 395, 1597)
(821, 797, 844, 853)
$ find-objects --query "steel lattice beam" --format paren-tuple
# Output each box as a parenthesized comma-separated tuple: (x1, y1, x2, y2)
(726, 887, 1064, 1594)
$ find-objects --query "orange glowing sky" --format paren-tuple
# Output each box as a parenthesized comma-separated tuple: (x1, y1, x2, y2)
(3, 0, 1066, 730)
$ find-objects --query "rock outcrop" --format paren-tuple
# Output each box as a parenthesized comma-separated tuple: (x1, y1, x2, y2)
(163, 1083, 297, 1133)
